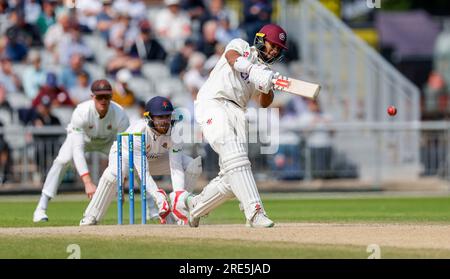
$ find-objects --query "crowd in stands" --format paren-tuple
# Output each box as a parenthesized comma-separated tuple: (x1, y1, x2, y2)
(0, 0, 341, 184)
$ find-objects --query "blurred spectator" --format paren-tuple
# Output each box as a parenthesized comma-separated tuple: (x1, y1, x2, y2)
(5, 8, 42, 47)
(183, 51, 206, 96)
(31, 95, 61, 127)
(215, 12, 240, 45)
(424, 20, 450, 116)
(169, 39, 195, 76)
(127, 98, 146, 125)
(75, 0, 102, 32)
(112, 68, 136, 107)
(0, 84, 13, 116)
(282, 96, 309, 122)
(181, 0, 206, 21)
(0, 57, 22, 93)
(204, 43, 225, 73)
(106, 46, 142, 76)
(69, 70, 91, 105)
(96, 0, 115, 42)
(36, 0, 58, 36)
(242, 0, 272, 41)
(23, 50, 47, 99)
(109, 12, 139, 51)
(298, 100, 333, 178)
(0, 120, 12, 185)
(58, 23, 94, 65)
(154, 0, 192, 53)
(201, 0, 236, 28)
(183, 51, 206, 116)
(44, 10, 72, 63)
(196, 20, 218, 58)
(32, 72, 74, 107)
(24, 0, 42, 24)
(113, 0, 147, 21)
(60, 53, 89, 91)
(30, 94, 62, 180)
(0, 1, 9, 35)
(2, 29, 28, 62)
(128, 20, 167, 62)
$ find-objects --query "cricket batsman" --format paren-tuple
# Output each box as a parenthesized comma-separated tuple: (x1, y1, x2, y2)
(33, 79, 130, 222)
(79, 96, 202, 226)
(186, 23, 288, 228)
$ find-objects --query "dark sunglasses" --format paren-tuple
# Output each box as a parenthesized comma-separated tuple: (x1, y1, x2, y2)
(94, 94, 112, 100)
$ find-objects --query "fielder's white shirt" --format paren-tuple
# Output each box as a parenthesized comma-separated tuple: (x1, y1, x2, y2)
(69, 100, 130, 176)
(113, 119, 186, 192)
(197, 38, 261, 108)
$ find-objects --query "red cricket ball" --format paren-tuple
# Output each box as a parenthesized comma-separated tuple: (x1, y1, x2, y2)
(387, 106, 397, 116)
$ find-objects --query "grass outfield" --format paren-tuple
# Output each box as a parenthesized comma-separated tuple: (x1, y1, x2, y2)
(0, 194, 450, 258)
(1, 194, 450, 227)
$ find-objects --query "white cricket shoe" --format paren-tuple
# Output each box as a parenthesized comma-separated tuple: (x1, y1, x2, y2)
(248, 212, 274, 228)
(185, 194, 200, 228)
(33, 209, 48, 223)
(79, 215, 97, 226)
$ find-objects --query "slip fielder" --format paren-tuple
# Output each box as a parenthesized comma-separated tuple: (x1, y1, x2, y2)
(33, 79, 130, 222)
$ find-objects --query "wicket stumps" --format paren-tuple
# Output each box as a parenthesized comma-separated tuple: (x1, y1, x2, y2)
(117, 132, 147, 225)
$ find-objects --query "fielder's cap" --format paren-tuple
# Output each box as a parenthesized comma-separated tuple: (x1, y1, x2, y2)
(116, 68, 132, 83)
(90, 79, 112, 95)
(144, 96, 174, 117)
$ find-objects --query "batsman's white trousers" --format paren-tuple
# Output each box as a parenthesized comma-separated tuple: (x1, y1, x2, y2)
(41, 133, 111, 198)
(194, 98, 266, 220)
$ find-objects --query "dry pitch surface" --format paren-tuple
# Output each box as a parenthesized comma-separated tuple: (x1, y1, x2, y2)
(1, 223, 450, 251)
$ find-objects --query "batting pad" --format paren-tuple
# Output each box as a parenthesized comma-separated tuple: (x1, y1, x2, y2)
(191, 177, 234, 218)
(221, 140, 265, 220)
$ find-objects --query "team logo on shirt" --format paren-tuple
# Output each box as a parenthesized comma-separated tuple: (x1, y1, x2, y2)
(107, 124, 112, 130)
(88, 125, 94, 129)
(207, 118, 212, 125)
(162, 142, 168, 149)
(243, 51, 249, 58)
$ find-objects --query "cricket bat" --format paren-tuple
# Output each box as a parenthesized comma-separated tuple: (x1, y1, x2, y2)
(272, 77, 321, 99)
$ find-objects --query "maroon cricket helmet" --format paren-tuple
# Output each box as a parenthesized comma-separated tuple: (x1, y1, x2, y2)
(257, 23, 288, 50)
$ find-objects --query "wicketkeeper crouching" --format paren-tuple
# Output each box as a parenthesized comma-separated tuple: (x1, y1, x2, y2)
(80, 96, 202, 226)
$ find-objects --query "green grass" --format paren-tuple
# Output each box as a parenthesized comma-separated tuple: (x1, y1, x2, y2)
(1, 194, 450, 227)
(1, 236, 449, 259)
(1, 194, 450, 258)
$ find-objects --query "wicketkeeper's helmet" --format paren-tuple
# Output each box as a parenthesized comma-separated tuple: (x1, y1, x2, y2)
(143, 96, 176, 133)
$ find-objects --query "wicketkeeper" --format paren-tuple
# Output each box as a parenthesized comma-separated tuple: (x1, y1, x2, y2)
(33, 79, 130, 222)
(80, 96, 202, 226)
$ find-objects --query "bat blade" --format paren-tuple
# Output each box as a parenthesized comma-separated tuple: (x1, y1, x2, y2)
(273, 77, 321, 99)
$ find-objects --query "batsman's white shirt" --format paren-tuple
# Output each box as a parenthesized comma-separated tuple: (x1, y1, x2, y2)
(197, 38, 261, 109)
(109, 119, 187, 192)
(69, 100, 130, 176)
